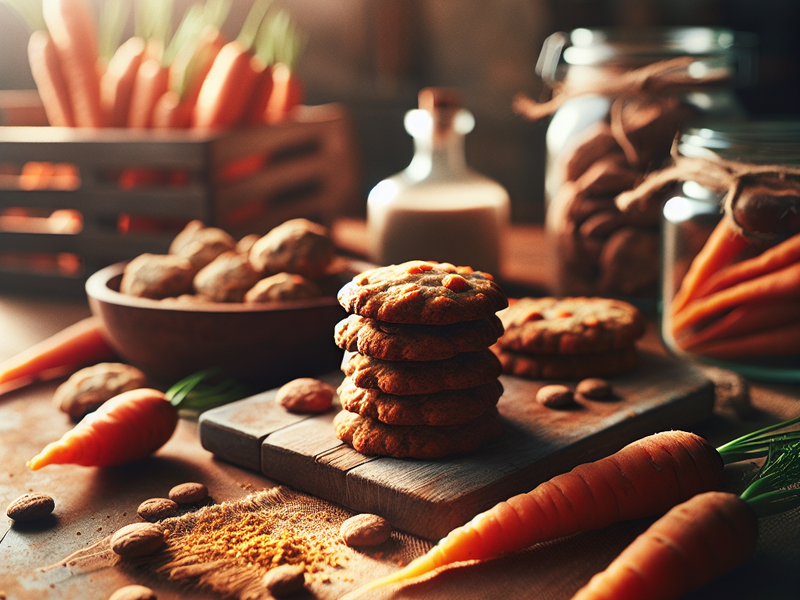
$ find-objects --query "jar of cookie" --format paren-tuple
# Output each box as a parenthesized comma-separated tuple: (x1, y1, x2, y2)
(644, 122, 800, 382)
(516, 27, 754, 305)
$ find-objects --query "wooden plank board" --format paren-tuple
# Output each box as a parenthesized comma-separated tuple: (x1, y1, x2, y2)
(199, 351, 714, 540)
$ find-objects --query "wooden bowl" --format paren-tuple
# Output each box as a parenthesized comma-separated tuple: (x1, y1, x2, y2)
(85, 262, 349, 387)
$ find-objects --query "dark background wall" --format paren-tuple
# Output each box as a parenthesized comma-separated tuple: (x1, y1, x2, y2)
(1, 0, 798, 223)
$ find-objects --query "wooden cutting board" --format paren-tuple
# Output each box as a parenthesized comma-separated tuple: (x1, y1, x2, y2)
(199, 351, 714, 540)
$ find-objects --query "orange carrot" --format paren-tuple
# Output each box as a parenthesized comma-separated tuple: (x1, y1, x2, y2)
(0, 316, 115, 395)
(191, 0, 271, 130)
(191, 41, 263, 129)
(127, 56, 169, 128)
(570, 491, 758, 600)
(42, 0, 105, 128)
(341, 431, 724, 598)
(670, 261, 800, 337)
(675, 300, 800, 351)
(243, 65, 274, 125)
(100, 36, 146, 128)
(263, 62, 303, 124)
(27, 29, 75, 127)
(684, 319, 800, 360)
(693, 232, 800, 299)
(669, 216, 750, 316)
(170, 24, 226, 111)
(152, 89, 194, 129)
(26, 388, 178, 469)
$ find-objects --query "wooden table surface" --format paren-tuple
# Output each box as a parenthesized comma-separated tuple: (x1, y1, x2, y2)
(2, 222, 800, 600)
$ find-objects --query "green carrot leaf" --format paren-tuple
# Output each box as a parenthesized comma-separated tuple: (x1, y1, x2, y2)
(98, 0, 131, 65)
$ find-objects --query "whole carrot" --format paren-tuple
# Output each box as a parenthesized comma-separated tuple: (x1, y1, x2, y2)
(100, 36, 146, 128)
(669, 216, 750, 317)
(685, 319, 800, 360)
(670, 261, 800, 337)
(693, 231, 800, 299)
(127, 56, 170, 128)
(572, 434, 800, 600)
(675, 299, 800, 351)
(0, 316, 115, 395)
(27, 388, 177, 469)
(42, 0, 105, 128)
(263, 61, 303, 124)
(570, 491, 758, 600)
(27, 29, 75, 127)
(340, 431, 724, 599)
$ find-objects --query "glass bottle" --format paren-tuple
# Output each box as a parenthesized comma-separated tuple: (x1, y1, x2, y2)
(661, 121, 800, 382)
(367, 88, 510, 276)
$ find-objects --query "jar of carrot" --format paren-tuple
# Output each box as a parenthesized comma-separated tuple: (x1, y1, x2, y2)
(659, 122, 800, 381)
(516, 27, 755, 305)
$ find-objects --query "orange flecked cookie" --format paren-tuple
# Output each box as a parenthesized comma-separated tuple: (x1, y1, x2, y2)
(341, 349, 502, 396)
(337, 376, 503, 426)
(333, 408, 502, 459)
(496, 297, 644, 354)
(334, 314, 504, 361)
(336, 260, 507, 325)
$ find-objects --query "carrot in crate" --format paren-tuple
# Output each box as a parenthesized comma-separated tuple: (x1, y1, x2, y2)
(101, 36, 146, 127)
(192, 0, 273, 129)
(27, 29, 75, 127)
(264, 62, 304, 124)
(42, 0, 105, 127)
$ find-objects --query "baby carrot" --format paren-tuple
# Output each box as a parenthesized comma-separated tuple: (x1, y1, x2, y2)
(669, 216, 750, 317)
(570, 491, 758, 600)
(693, 232, 800, 299)
(42, 0, 105, 128)
(670, 261, 800, 337)
(27, 29, 75, 127)
(0, 316, 115, 395)
(340, 431, 724, 599)
(27, 387, 177, 469)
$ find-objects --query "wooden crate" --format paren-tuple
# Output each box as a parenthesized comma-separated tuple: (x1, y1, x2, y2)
(0, 93, 362, 295)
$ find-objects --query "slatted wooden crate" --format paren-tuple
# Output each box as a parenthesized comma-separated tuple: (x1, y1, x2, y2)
(0, 92, 361, 295)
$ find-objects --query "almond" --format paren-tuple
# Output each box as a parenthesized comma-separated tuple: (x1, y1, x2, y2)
(340, 513, 391, 547)
(6, 493, 55, 522)
(110, 522, 165, 558)
(137, 498, 179, 522)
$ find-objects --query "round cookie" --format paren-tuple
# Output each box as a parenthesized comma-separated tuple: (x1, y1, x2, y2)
(496, 297, 644, 354)
(337, 377, 503, 426)
(341, 349, 502, 396)
(493, 346, 639, 380)
(334, 314, 504, 361)
(337, 261, 508, 325)
(333, 409, 502, 459)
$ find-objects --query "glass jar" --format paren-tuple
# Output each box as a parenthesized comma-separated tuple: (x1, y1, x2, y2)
(538, 27, 755, 305)
(661, 122, 800, 382)
(367, 88, 510, 276)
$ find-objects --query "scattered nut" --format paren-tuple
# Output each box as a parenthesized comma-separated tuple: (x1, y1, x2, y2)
(53, 363, 149, 420)
(340, 513, 391, 547)
(261, 564, 306, 597)
(137, 498, 179, 522)
(576, 378, 613, 400)
(276, 378, 335, 414)
(110, 522, 165, 558)
(6, 493, 55, 522)
(536, 384, 574, 408)
(108, 584, 157, 600)
(168, 482, 208, 505)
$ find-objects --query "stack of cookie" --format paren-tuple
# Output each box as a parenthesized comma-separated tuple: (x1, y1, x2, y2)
(333, 261, 509, 459)
(492, 297, 645, 380)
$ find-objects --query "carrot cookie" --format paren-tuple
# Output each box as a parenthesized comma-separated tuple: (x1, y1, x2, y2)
(496, 297, 644, 354)
(337, 261, 508, 325)
(334, 314, 504, 361)
(337, 377, 503, 426)
(341, 349, 502, 396)
(493, 346, 639, 380)
(333, 409, 502, 459)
